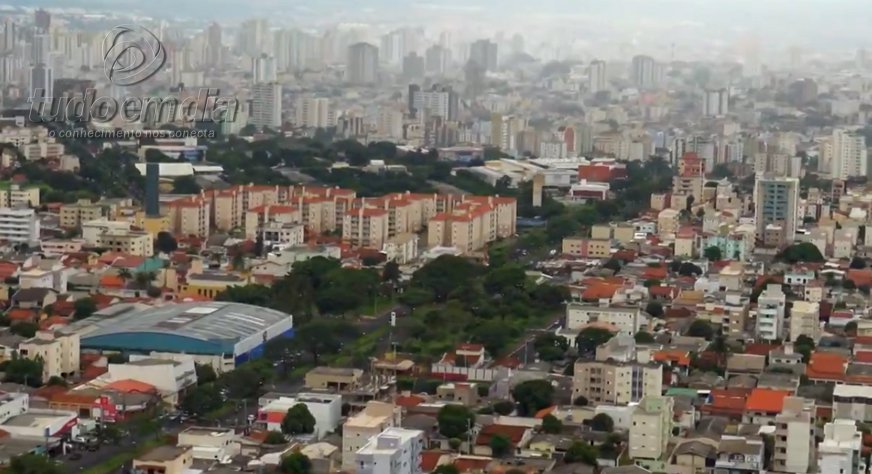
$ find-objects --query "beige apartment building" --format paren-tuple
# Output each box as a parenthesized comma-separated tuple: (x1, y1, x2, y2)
(572, 360, 662, 406)
(658, 208, 680, 237)
(343, 208, 390, 249)
(59, 199, 108, 229)
(18, 330, 80, 381)
(0, 185, 39, 208)
(341, 401, 402, 470)
(94, 229, 154, 257)
(428, 196, 516, 254)
(164, 196, 211, 238)
(790, 301, 821, 343)
(562, 238, 610, 258)
(629, 396, 674, 462)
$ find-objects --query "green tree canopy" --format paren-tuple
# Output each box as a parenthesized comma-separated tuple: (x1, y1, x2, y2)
(279, 451, 313, 474)
(590, 413, 614, 432)
(8, 454, 63, 474)
(493, 400, 515, 416)
(292, 320, 359, 365)
(282, 404, 316, 436)
(511, 379, 554, 416)
(172, 175, 201, 194)
(777, 242, 824, 263)
(410, 255, 484, 301)
(489, 433, 512, 457)
(564, 441, 598, 464)
(155, 231, 179, 254)
(437, 404, 475, 438)
(576, 327, 615, 355)
(73, 297, 97, 320)
(180, 384, 223, 416)
(195, 363, 218, 385)
(533, 333, 570, 361)
(3, 355, 42, 386)
(541, 414, 563, 434)
(687, 319, 715, 339)
(703, 246, 722, 261)
(634, 331, 656, 343)
(645, 301, 664, 318)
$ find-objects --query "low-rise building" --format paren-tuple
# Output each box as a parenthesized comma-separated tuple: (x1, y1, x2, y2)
(258, 393, 342, 440)
(565, 303, 641, 336)
(354, 427, 425, 474)
(305, 367, 363, 392)
(342, 401, 403, 470)
(132, 446, 194, 474)
(177, 426, 241, 463)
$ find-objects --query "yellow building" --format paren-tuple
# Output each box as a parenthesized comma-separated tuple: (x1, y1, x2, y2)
(562, 237, 610, 258)
(59, 199, 106, 229)
(18, 330, 80, 381)
(657, 208, 680, 237)
(177, 272, 248, 299)
(0, 185, 40, 208)
(94, 229, 154, 257)
(165, 196, 211, 238)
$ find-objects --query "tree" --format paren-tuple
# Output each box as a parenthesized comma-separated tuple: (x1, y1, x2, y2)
(777, 242, 824, 263)
(844, 279, 856, 290)
(282, 404, 316, 436)
(687, 319, 714, 339)
(215, 284, 274, 307)
(576, 327, 615, 355)
(8, 454, 63, 474)
(541, 414, 563, 434)
(603, 258, 622, 273)
(471, 320, 512, 356)
(483, 265, 526, 294)
(46, 376, 67, 387)
(398, 287, 434, 307)
(590, 413, 615, 432)
(3, 355, 42, 386)
(73, 297, 97, 320)
(677, 262, 704, 276)
(195, 363, 217, 385)
(437, 404, 475, 438)
(573, 396, 589, 407)
(279, 451, 313, 474)
(293, 320, 358, 365)
(172, 175, 201, 194)
(411, 255, 484, 301)
(795, 334, 816, 363)
(533, 333, 570, 362)
(180, 384, 223, 416)
(845, 321, 858, 336)
(703, 246, 722, 261)
(264, 431, 287, 445)
(564, 441, 598, 464)
(219, 362, 272, 399)
(645, 301, 664, 318)
(117, 268, 132, 286)
(493, 400, 515, 416)
(489, 433, 512, 457)
(635, 331, 656, 343)
(382, 260, 400, 283)
(10, 322, 38, 338)
(511, 379, 554, 416)
(155, 231, 178, 254)
(133, 271, 156, 289)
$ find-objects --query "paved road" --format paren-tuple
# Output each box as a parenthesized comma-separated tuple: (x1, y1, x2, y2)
(505, 317, 563, 365)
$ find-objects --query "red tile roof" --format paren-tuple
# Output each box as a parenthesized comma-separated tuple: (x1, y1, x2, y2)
(7, 308, 35, 322)
(744, 388, 793, 413)
(806, 352, 848, 381)
(420, 451, 447, 472)
(475, 424, 528, 446)
(104, 379, 157, 394)
(395, 395, 425, 408)
(534, 406, 556, 419)
(744, 343, 781, 357)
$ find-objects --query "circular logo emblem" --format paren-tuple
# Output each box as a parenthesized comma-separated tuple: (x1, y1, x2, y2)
(102, 25, 166, 86)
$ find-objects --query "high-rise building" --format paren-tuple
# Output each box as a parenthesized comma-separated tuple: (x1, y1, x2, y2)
(411, 84, 458, 121)
(145, 163, 160, 218)
(1, 19, 15, 53)
(829, 129, 868, 180)
(31, 33, 49, 65)
(630, 55, 661, 90)
(347, 42, 379, 84)
(206, 22, 222, 65)
(754, 174, 799, 245)
(355, 427, 424, 474)
(34, 9, 50, 32)
(469, 39, 498, 72)
(0, 207, 39, 244)
(588, 60, 607, 94)
(249, 82, 282, 129)
(29, 64, 52, 101)
(402, 52, 424, 80)
(295, 97, 333, 128)
(238, 19, 269, 57)
(425, 45, 450, 75)
(252, 54, 276, 83)
(702, 88, 730, 117)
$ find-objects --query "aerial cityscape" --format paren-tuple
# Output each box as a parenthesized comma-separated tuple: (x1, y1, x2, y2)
(0, 1, 869, 473)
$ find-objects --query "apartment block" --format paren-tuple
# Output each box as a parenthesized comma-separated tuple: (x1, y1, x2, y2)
(756, 284, 786, 341)
(342, 401, 403, 470)
(834, 385, 872, 422)
(0, 207, 39, 244)
(0, 185, 39, 208)
(562, 237, 610, 258)
(244, 204, 301, 240)
(355, 427, 424, 474)
(343, 208, 390, 249)
(427, 196, 516, 254)
(572, 360, 662, 406)
(789, 301, 821, 343)
(565, 303, 641, 336)
(773, 397, 814, 474)
(818, 420, 865, 474)
(18, 329, 80, 381)
(60, 199, 112, 229)
(630, 396, 674, 462)
(165, 196, 211, 238)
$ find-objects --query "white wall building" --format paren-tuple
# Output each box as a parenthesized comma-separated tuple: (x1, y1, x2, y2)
(105, 356, 198, 404)
(830, 129, 867, 180)
(259, 393, 342, 440)
(0, 392, 29, 424)
(756, 284, 786, 341)
(249, 82, 282, 129)
(355, 427, 424, 474)
(177, 426, 241, 463)
(565, 303, 641, 336)
(629, 396, 673, 462)
(702, 88, 729, 117)
(0, 207, 39, 244)
(818, 420, 865, 474)
(295, 97, 333, 128)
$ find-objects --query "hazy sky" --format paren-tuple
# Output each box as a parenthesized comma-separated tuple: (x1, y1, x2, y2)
(5, 0, 872, 53)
